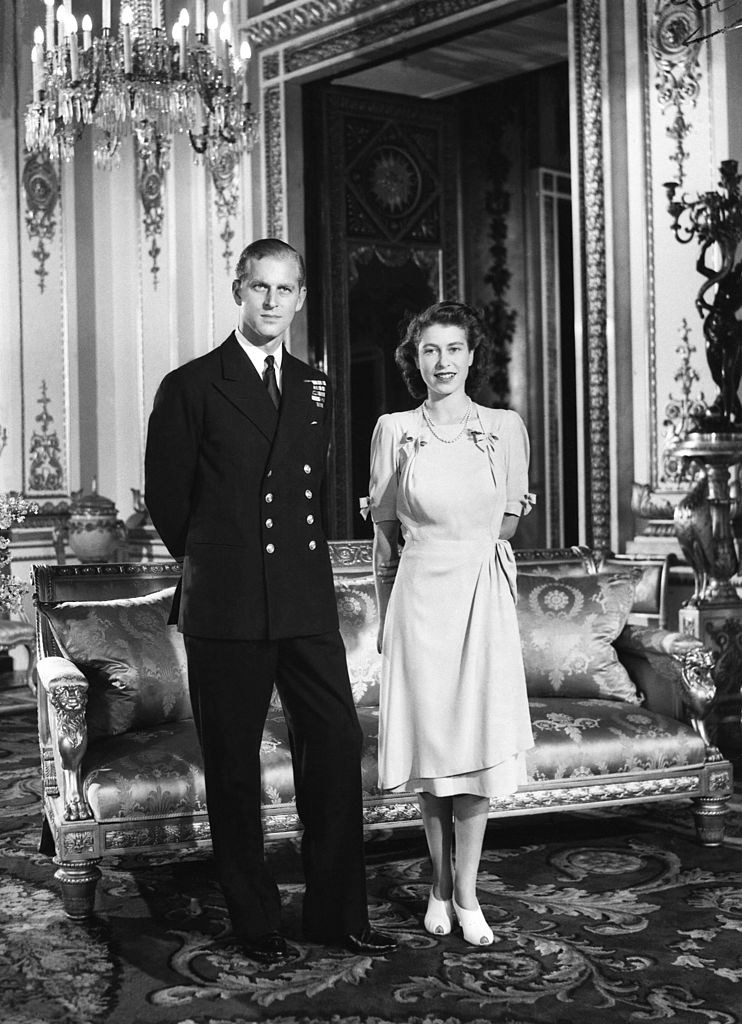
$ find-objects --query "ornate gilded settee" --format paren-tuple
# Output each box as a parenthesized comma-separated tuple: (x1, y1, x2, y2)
(33, 542, 733, 920)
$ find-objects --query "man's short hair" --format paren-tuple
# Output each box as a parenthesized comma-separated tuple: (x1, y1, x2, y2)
(234, 239, 306, 289)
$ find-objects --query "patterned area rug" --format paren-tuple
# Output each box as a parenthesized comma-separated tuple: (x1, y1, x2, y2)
(2, 710, 742, 1024)
(0, 670, 36, 716)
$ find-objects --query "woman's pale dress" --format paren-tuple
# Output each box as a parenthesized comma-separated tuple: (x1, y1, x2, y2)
(369, 404, 534, 797)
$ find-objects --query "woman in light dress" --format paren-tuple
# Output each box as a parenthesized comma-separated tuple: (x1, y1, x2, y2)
(368, 301, 534, 946)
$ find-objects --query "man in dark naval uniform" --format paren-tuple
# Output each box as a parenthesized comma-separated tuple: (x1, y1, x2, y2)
(144, 238, 395, 964)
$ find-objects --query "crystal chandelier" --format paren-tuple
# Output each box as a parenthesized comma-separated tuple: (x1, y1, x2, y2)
(25, 1, 259, 173)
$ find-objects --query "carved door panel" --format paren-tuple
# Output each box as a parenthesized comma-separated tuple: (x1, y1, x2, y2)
(305, 84, 459, 538)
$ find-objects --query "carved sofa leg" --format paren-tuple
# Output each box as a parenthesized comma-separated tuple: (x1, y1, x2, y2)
(53, 858, 102, 919)
(691, 796, 729, 846)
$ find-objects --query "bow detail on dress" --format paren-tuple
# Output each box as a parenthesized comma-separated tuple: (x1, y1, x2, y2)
(520, 492, 537, 516)
(468, 428, 499, 453)
(398, 432, 426, 472)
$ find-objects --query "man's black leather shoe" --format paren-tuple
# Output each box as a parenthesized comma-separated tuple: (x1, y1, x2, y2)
(238, 931, 291, 964)
(343, 927, 397, 954)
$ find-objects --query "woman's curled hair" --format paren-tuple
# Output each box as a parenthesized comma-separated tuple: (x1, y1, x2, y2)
(395, 301, 492, 400)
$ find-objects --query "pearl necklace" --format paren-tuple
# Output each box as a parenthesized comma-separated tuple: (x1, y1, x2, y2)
(422, 398, 472, 444)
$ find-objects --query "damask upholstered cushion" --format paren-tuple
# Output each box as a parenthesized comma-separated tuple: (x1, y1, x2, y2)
(259, 706, 382, 806)
(335, 575, 380, 707)
(39, 588, 191, 741)
(524, 698, 707, 782)
(516, 572, 640, 703)
(83, 719, 206, 820)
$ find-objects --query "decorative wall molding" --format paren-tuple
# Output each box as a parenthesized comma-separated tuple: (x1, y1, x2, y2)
(263, 85, 284, 238)
(261, 52, 281, 81)
(537, 169, 572, 548)
(640, 1, 660, 490)
(209, 145, 241, 273)
(248, 0, 411, 50)
(661, 318, 706, 485)
(22, 153, 59, 294)
(482, 109, 516, 406)
(347, 245, 440, 288)
(650, 0, 703, 185)
(135, 134, 170, 287)
(27, 380, 65, 496)
(572, 0, 609, 551)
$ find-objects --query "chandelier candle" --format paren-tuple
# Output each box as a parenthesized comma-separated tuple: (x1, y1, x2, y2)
(195, 0, 206, 39)
(207, 10, 219, 57)
(31, 45, 41, 102)
(44, 0, 54, 51)
(68, 17, 79, 81)
(220, 21, 231, 87)
(179, 9, 189, 74)
(240, 40, 250, 104)
(121, 6, 132, 74)
(55, 5, 65, 48)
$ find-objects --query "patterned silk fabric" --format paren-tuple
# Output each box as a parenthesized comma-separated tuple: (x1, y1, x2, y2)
(335, 575, 380, 706)
(84, 720, 206, 819)
(516, 572, 640, 703)
(525, 698, 706, 782)
(39, 588, 192, 741)
(81, 696, 706, 820)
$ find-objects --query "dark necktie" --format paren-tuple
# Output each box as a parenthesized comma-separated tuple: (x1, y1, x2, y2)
(263, 354, 280, 409)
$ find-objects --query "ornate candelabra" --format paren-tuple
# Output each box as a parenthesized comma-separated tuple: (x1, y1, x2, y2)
(665, 160, 742, 762)
(24, 2, 259, 176)
(664, 160, 742, 431)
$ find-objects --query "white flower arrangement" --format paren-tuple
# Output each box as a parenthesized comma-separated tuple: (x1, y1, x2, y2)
(0, 493, 38, 614)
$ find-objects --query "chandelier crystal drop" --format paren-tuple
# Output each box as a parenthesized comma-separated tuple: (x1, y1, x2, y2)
(25, 1, 259, 174)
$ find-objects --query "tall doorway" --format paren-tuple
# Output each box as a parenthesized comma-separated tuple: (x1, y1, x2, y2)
(305, 85, 460, 537)
(303, 7, 575, 545)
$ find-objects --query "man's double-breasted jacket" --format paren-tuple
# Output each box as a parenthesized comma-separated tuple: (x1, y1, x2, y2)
(144, 333, 338, 640)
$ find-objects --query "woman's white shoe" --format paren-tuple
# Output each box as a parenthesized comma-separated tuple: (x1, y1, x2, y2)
(452, 896, 494, 945)
(424, 888, 454, 935)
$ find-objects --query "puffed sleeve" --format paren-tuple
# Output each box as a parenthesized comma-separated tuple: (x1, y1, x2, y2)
(368, 414, 400, 523)
(504, 410, 534, 517)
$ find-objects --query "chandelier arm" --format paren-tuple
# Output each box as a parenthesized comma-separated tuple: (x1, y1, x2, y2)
(672, 227, 696, 245)
(188, 130, 208, 155)
(88, 64, 103, 118)
(219, 126, 238, 145)
(191, 54, 216, 116)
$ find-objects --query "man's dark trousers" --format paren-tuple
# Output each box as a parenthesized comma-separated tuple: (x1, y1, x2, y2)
(185, 631, 368, 942)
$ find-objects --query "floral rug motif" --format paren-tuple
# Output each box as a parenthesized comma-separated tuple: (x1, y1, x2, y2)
(1, 710, 742, 1024)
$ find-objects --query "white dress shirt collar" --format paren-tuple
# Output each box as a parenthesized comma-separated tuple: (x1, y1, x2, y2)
(234, 327, 283, 389)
